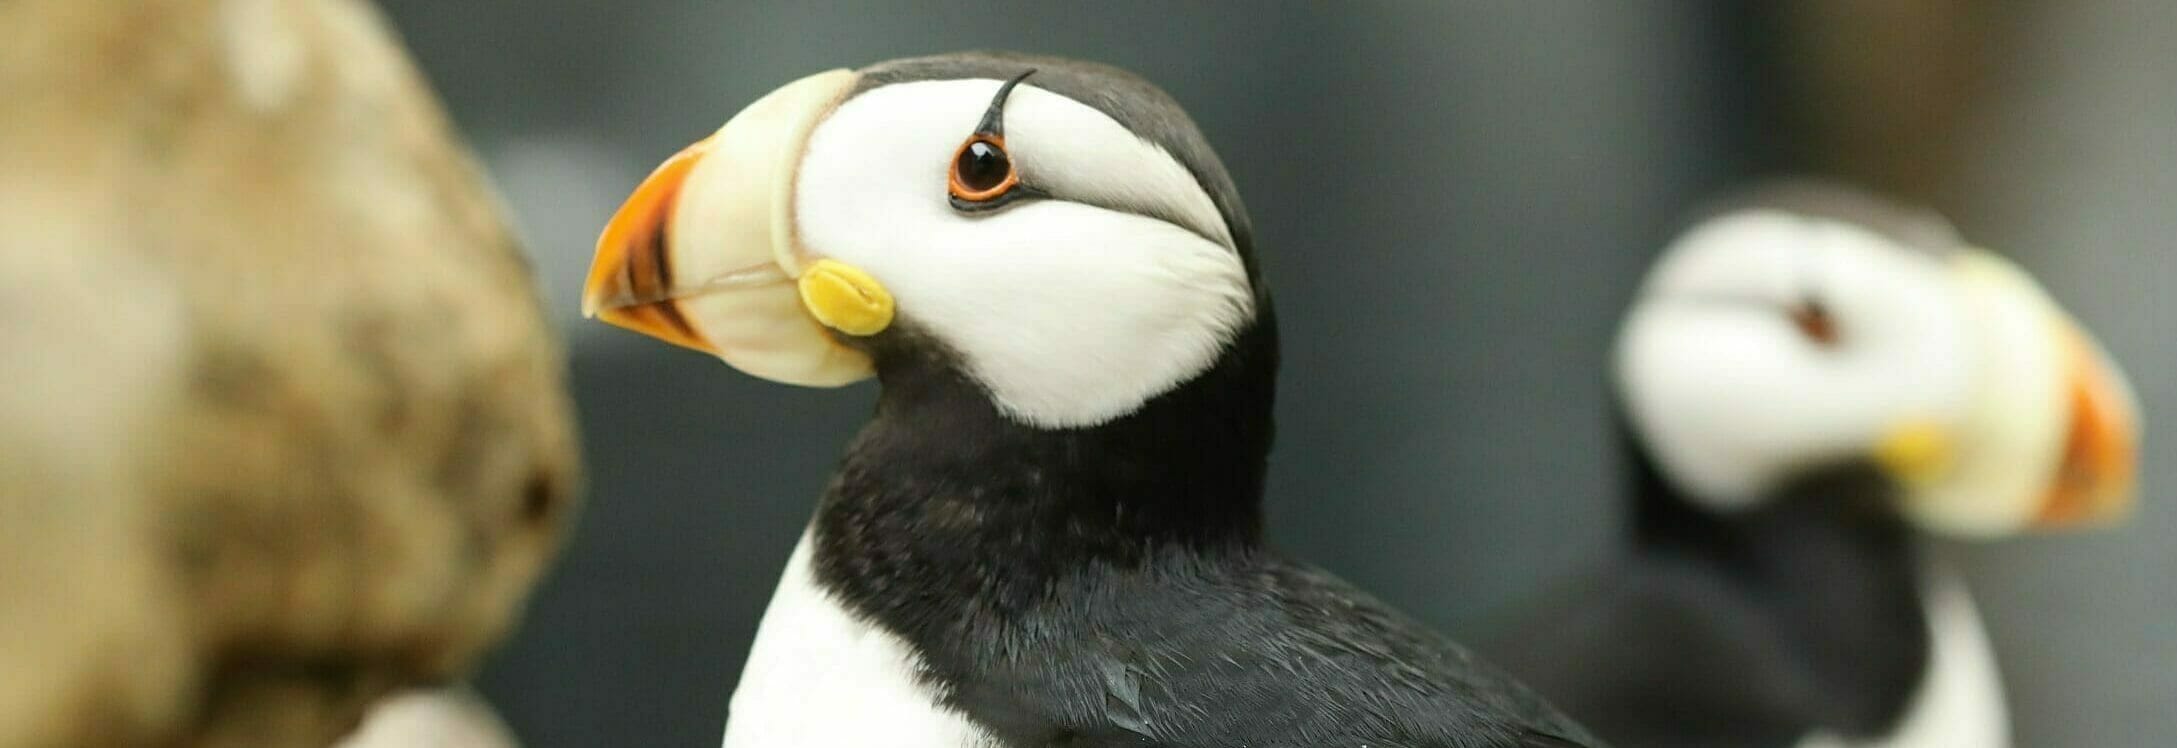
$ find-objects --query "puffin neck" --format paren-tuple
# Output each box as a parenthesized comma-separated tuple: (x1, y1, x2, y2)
(810, 314, 1278, 620)
(1617, 416, 1917, 578)
(1615, 414, 1934, 736)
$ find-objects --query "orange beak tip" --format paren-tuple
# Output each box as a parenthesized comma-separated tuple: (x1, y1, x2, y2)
(2032, 326, 2143, 530)
(579, 139, 717, 347)
(601, 304, 707, 352)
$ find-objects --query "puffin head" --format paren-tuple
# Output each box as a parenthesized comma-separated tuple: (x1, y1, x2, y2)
(1616, 182, 2142, 538)
(582, 51, 1263, 429)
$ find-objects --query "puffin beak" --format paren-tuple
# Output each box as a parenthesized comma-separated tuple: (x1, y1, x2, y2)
(581, 68, 884, 387)
(2033, 321, 2140, 528)
(1885, 251, 2142, 536)
(582, 137, 719, 351)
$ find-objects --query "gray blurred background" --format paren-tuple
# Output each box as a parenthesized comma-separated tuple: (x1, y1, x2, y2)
(370, 2, 2175, 746)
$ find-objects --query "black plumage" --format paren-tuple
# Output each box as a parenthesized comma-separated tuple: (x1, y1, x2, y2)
(813, 320, 1591, 747)
(1491, 417, 1928, 748)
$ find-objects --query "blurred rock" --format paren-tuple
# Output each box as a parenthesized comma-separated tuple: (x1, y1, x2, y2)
(0, 1, 580, 746)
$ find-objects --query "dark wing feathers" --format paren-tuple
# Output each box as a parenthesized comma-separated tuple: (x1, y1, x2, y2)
(1521, 731, 1598, 747)
(1491, 565, 1818, 748)
(949, 551, 1602, 747)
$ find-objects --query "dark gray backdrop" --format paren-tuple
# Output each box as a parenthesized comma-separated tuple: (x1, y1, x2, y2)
(371, 3, 2177, 746)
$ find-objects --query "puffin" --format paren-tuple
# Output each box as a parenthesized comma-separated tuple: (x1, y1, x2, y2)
(582, 51, 1598, 748)
(1490, 182, 2142, 748)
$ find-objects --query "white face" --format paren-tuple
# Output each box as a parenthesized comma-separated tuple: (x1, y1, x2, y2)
(1617, 211, 1981, 510)
(791, 78, 1254, 429)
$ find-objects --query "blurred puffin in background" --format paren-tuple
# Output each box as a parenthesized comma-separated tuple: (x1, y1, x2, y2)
(584, 51, 1596, 747)
(1493, 182, 2142, 748)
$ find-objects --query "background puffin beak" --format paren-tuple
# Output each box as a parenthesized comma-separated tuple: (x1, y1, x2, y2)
(2034, 323, 2141, 528)
(579, 68, 876, 387)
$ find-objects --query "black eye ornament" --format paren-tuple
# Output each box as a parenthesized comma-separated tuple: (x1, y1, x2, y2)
(948, 69, 1045, 212)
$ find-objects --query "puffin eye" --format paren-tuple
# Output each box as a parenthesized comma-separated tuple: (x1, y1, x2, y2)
(948, 135, 1018, 204)
(1788, 298, 1839, 346)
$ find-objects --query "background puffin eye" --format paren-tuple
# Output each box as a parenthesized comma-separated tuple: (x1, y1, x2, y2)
(1788, 298, 1840, 346)
(948, 136, 1017, 203)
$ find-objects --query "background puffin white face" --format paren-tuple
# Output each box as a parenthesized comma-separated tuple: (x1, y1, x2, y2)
(792, 78, 1254, 428)
(1616, 211, 1978, 511)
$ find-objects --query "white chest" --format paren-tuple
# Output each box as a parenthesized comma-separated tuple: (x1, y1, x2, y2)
(1796, 569, 2009, 748)
(720, 533, 993, 748)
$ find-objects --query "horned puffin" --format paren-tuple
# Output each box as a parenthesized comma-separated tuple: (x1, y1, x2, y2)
(1492, 182, 2142, 748)
(582, 52, 1599, 748)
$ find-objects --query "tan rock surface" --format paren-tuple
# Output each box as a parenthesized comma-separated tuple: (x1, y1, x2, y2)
(0, 1, 580, 745)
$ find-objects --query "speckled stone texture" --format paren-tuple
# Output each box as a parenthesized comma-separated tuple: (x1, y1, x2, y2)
(0, 1, 580, 745)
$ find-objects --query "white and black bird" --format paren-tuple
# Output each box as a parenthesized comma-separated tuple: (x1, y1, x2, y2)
(583, 51, 1597, 748)
(1493, 183, 2142, 748)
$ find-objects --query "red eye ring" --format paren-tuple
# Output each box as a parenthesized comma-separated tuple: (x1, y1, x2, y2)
(947, 134, 1018, 203)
